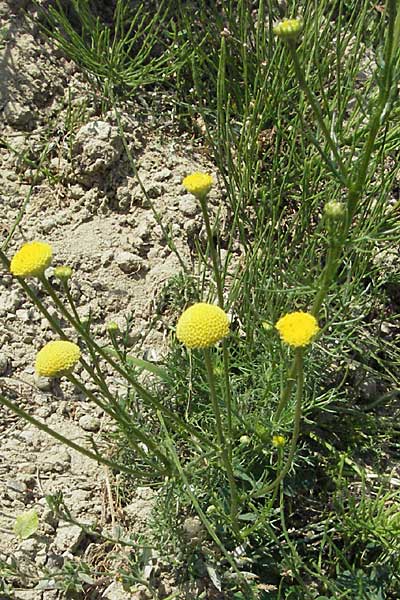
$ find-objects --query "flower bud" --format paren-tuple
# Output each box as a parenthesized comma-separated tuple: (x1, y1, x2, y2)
(107, 321, 120, 333)
(272, 435, 286, 448)
(239, 435, 251, 446)
(273, 18, 303, 41)
(324, 201, 346, 220)
(54, 266, 72, 281)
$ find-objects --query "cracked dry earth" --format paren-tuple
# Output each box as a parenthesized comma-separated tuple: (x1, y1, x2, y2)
(0, 2, 224, 598)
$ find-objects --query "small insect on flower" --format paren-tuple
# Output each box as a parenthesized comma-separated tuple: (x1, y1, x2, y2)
(276, 311, 319, 347)
(182, 172, 213, 199)
(176, 303, 229, 349)
(273, 18, 303, 41)
(10, 241, 52, 278)
(35, 341, 81, 378)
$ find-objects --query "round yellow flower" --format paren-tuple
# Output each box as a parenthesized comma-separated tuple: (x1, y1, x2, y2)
(272, 435, 286, 448)
(10, 241, 52, 278)
(182, 172, 213, 199)
(35, 341, 81, 377)
(273, 18, 303, 41)
(176, 303, 229, 349)
(275, 311, 319, 347)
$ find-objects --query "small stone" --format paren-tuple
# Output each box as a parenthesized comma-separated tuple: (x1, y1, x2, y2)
(101, 250, 114, 267)
(4, 100, 34, 128)
(7, 479, 27, 494)
(41, 448, 71, 473)
(53, 523, 84, 552)
(153, 167, 172, 181)
(179, 194, 198, 217)
(34, 373, 52, 392)
(78, 414, 100, 432)
(0, 352, 9, 375)
(102, 581, 130, 600)
(182, 516, 204, 544)
(115, 251, 144, 274)
(18, 538, 39, 556)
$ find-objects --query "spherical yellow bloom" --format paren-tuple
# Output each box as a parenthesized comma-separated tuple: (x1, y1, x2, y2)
(273, 18, 303, 41)
(176, 303, 229, 349)
(276, 311, 319, 347)
(182, 172, 213, 199)
(10, 241, 52, 278)
(35, 341, 81, 377)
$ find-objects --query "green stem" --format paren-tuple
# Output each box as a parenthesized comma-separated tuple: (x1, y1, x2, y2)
(253, 349, 304, 498)
(67, 373, 171, 471)
(0, 394, 147, 478)
(63, 281, 111, 391)
(198, 194, 224, 307)
(311, 234, 341, 317)
(198, 193, 234, 451)
(39, 275, 216, 450)
(203, 348, 239, 532)
(160, 415, 252, 592)
(288, 42, 348, 185)
(274, 358, 297, 422)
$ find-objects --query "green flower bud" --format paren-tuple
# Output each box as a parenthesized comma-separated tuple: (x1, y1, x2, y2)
(239, 435, 251, 446)
(273, 18, 303, 41)
(107, 321, 120, 333)
(324, 201, 346, 220)
(54, 266, 72, 281)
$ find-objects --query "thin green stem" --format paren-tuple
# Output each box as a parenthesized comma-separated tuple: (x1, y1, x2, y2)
(288, 42, 349, 185)
(203, 348, 239, 532)
(198, 194, 224, 307)
(160, 414, 252, 593)
(253, 349, 304, 498)
(39, 275, 216, 450)
(67, 373, 171, 471)
(198, 193, 234, 450)
(0, 394, 146, 478)
(274, 358, 297, 422)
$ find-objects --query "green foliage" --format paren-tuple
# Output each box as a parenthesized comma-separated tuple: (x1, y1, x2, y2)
(37, 0, 191, 106)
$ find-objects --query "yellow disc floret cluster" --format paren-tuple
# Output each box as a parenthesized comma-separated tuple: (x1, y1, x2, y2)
(182, 172, 213, 199)
(35, 341, 81, 378)
(273, 18, 303, 41)
(176, 303, 229, 349)
(275, 311, 319, 347)
(10, 241, 52, 278)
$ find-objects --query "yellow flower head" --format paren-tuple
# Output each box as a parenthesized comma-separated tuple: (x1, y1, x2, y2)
(276, 311, 319, 347)
(272, 435, 286, 448)
(35, 341, 81, 378)
(10, 241, 52, 278)
(176, 303, 229, 349)
(273, 18, 303, 41)
(182, 172, 213, 199)
(54, 266, 72, 281)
